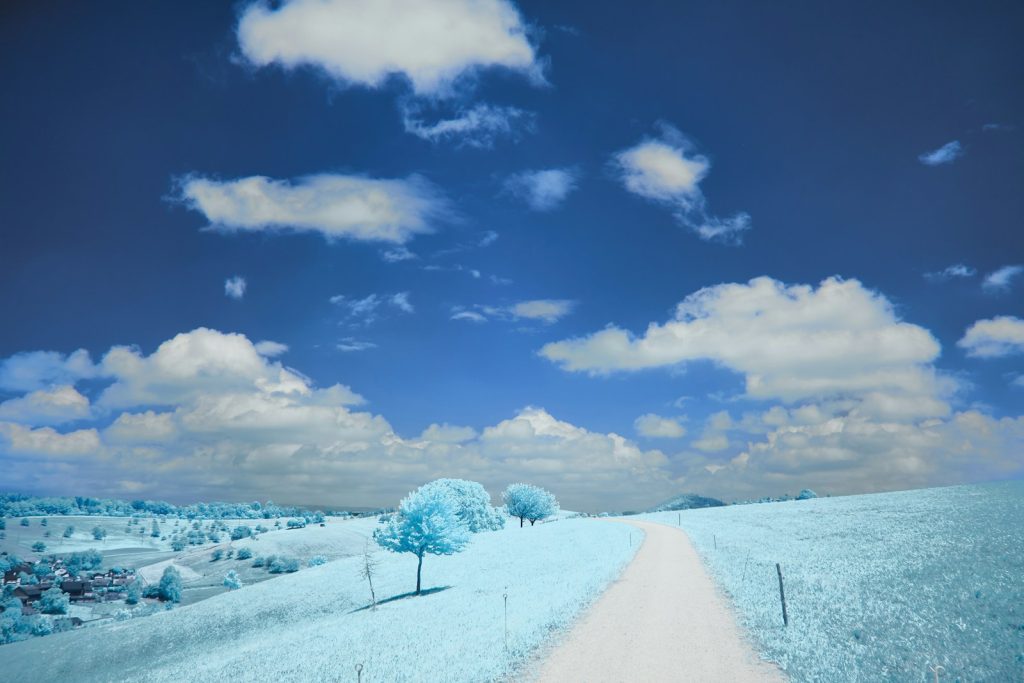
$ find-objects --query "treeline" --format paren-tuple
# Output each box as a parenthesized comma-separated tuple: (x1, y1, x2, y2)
(0, 493, 349, 520)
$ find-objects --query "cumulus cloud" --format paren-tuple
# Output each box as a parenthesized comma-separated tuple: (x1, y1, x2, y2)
(236, 0, 543, 97)
(402, 103, 533, 148)
(178, 174, 447, 245)
(504, 168, 578, 211)
(542, 277, 949, 419)
(453, 299, 575, 324)
(224, 276, 247, 299)
(634, 413, 686, 438)
(918, 140, 963, 166)
(958, 316, 1024, 358)
(0, 386, 91, 426)
(0, 329, 677, 511)
(924, 263, 976, 283)
(613, 124, 750, 244)
(982, 265, 1024, 293)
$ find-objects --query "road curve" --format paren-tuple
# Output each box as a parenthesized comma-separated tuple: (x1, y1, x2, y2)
(532, 520, 785, 683)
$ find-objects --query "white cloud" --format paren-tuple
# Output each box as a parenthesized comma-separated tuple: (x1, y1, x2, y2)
(634, 413, 686, 438)
(682, 410, 1024, 501)
(419, 423, 477, 443)
(178, 174, 446, 245)
(542, 277, 949, 419)
(455, 299, 575, 324)
(331, 292, 415, 326)
(337, 338, 378, 352)
(958, 316, 1024, 358)
(510, 299, 575, 323)
(254, 340, 289, 357)
(236, 0, 543, 97)
(0, 349, 98, 393)
(97, 328, 309, 410)
(224, 276, 247, 299)
(0, 386, 91, 426)
(504, 168, 578, 211)
(380, 246, 417, 263)
(918, 140, 963, 166)
(389, 292, 414, 314)
(451, 310, 487, 323)
(613, 124, 750, 244)
(982, 265, 1024, 293)
(615, 139, 709, 203)
(924, 263, 976, 283)
(402, 103, 533, 148)
(103, 411, 177, 444)
(0, 422, 100, 458)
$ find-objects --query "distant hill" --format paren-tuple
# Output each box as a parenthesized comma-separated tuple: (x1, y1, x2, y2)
(647, 493, 726, 512)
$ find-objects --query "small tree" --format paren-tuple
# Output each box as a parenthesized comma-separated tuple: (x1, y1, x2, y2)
(503, 483, 559, 527)
(374, 484, 470, 595)
(151, 520, 160, 538)
(31, 541, 46, 553)
(797, 488, 818, 500)
(236, 547, 253, 560)
(158, 566, 182, 603)
(360, 540, 379, 610)
(20, 518, 30, 527)
(34, 584, 69, 614)
(211, 549, 223, 561)
(223, 570, 243, 590)
(92, 526, 106, 541)
(62, 525, 74, 539)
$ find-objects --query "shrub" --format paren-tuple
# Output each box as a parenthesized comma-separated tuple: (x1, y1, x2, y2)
(307, 555, 327, 567)
(31, 541, 46, 553)
(20, 518, 30, 527)
(62, 526, 74, 538)
(223, 570, 243, 590)
(91, 526, 106, 540)
(231, 525, 252, 540)
(797, 488, 819, 500)
(236, 547, 253, 560)
(251, 555, 265, 568)
(268, 556, 300, 574)
(211, 549, 223, 561)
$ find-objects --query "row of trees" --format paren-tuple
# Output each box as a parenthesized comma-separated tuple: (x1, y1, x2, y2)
(374, 480, 558, 595)
(0, 493, 336, 521)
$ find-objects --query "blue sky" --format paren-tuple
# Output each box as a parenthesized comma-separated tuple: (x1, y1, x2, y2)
(1, 1, 1022, 511)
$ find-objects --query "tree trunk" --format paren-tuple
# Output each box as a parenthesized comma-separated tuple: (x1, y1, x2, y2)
(519, 517, 524, 527)
(530, 519, 535, 526)
(416, 553, 423, 595)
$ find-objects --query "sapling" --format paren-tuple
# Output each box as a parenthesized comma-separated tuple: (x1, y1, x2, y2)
(360, 540, 380, 610)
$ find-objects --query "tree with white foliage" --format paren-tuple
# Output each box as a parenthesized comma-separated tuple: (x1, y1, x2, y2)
(374, 484, 471, 595)
(158, 566, 182, 603)
(503, 483, 559, 527)
(418, 478, 505, 532)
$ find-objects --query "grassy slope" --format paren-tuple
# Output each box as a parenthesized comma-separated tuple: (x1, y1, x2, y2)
(642, 481, 1024, 682)
(4, 518, 637, 683)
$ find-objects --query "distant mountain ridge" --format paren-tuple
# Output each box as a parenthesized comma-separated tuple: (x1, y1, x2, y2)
(647, 493, 726, 512)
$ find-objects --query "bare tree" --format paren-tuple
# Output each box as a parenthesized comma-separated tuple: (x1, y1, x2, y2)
(360, 540, 380, 610)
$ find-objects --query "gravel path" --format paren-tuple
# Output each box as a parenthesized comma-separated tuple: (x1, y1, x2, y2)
(532, 520, 785, 683)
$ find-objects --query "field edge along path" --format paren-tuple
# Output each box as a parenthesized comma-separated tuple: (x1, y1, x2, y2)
(529, 519, 786, 683)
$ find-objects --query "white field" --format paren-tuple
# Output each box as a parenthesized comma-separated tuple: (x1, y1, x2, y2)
(2, 518, 637, 683)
